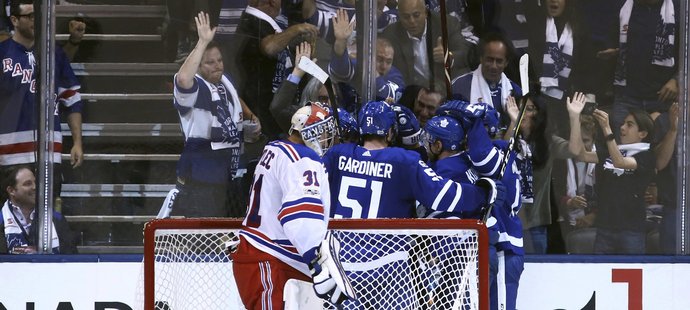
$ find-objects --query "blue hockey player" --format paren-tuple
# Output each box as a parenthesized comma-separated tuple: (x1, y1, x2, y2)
(429, 100, 523, 310)
(321, 100, 505, 309)
(323, 100, 503, 219)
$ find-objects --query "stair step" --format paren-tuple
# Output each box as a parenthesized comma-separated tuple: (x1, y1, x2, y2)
(56, 4, 166, 18)
(61, 153, 179, 161)
(61, 184, 175, 198)
(80, 93, 172, 101)
(72, 63, 178, 76)
(61, 123, 180, 137)
(56, 34, 161, 41)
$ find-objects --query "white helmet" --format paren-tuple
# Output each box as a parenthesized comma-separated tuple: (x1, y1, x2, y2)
(289, 103, 337, 156)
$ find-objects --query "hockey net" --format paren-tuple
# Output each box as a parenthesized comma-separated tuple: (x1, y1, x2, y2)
(142, 218, 488, 310)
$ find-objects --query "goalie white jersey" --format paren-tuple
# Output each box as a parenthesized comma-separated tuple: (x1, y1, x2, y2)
(240, 140, 331, 276)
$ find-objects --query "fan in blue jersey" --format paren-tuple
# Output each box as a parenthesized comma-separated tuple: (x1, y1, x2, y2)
(427, 100, 523, 310)
(322, 100, 505, 309)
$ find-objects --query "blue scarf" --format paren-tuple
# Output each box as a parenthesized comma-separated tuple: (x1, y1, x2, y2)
(614, 0, 676, 86)
(540, 17, 573, 100)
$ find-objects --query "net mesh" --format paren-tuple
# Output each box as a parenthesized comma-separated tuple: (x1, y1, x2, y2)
(147, 229, 244, 309)
(331, 229, 480, 310)
(143, 222, 482, 310)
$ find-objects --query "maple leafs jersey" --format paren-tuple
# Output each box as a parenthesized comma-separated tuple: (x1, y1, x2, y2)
(464, 120, 523, 255)
(239, 140, 330, 276)
(322, 143, 490, 219)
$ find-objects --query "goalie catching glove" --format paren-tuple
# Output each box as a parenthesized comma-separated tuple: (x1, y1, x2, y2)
(309, 231, 357, 305)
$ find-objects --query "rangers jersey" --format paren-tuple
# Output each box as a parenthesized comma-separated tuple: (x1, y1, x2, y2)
(0, 39, 83, 165)
(322, 143, 490, 219)
(239, 140, 331, 276)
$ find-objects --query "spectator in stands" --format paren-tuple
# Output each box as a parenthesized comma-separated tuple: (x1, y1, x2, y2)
(560, 115, 597, 254)
(0, 0, 10, 42)
(60, 17, 85, 61)
(270, 42, 362, 145)
(0, 165, 77, 254)
(426, 0, 479, 44)
(570, 107, 656, 255)
(215, 0, 249, 92)
(328, 8, 405, 102)
(451, 32, 522, 127)
(525, 0, 592, 138)
(0, 0, 84, 200)
(269, 41, 319, 132)
(597, 0, 679, 138)
(236, 0, 318, 140)
(505, 91, 581, 254)
(164, 0, 223, 63)
(480, 0, 531, 55)
(58, 15, 101, 63)
(413, 87, 443, 127)
(396, 85, 444, 128)
(381, 0, 475, 96)
(302, 0, 397, 42)
(171, 12, 257, 218)
(652, 102, 679, 253)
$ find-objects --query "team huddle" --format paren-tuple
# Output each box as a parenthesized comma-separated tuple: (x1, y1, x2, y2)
(232, 98, 528, 309)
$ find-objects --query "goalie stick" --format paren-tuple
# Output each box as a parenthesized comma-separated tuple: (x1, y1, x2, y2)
(298, 56, 344, 144)
(481, 54, 530, 223)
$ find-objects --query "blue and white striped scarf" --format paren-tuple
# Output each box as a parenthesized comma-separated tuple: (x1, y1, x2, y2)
(540, 17, 573, 100)
(243, 6, 293, 93)
(614, 0, 675, 86)
(1, 201, 59, 253)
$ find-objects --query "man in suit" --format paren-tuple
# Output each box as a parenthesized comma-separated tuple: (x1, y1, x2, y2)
(381, 0, 475, 97)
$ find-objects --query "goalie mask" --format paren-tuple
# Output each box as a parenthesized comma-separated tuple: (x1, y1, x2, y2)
(290, 103, 337, 156)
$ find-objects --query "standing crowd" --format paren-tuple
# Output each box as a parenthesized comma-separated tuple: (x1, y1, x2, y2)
(0, 0, 681, 309)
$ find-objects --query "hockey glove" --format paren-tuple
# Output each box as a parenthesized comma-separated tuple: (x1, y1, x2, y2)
(391, 104, 423, 147)
(436, 100, 487, 126)
(483, 105, 501, 138)
(475, 177, 507, 209)
(309, 231, 357, 306)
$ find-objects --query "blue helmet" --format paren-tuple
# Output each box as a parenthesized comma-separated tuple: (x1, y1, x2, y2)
(425, 115, 465, 151)
(358, 100, 397, 137)
(337, 108, 359, 141)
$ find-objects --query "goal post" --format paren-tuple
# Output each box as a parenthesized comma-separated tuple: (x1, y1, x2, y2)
(142, 218, 489, 310)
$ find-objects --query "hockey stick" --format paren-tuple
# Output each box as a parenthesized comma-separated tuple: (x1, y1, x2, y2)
(481, 54, 530, 223)
(424, 0, 436, 92)
(297, 56, 343, 144)
(438, 0, 453, 96)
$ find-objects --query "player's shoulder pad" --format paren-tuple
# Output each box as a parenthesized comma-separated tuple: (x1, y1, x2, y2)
(270, 140, 321, 163)
(324, 142, 357, 157)
(384, 146, 423, 164)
